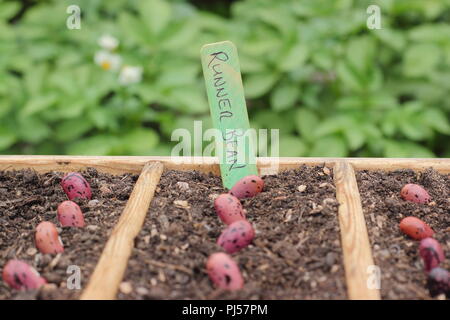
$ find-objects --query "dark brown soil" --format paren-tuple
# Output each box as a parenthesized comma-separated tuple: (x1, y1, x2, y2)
(0, 168, 137, 300)
(356, 168, 450, 300)
(118, 166, 346, 300)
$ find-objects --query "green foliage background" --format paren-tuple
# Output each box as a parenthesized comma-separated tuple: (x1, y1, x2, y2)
(0, 0, 449, 157)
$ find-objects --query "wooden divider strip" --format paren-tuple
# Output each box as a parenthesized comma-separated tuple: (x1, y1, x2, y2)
(0, 156, 448, 175)
(80, 162, 164, 300)
(334, 161, 381, 300)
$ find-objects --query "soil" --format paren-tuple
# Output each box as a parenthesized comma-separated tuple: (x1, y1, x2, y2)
(118, 166, 346, 300)
(356, 168, 450, 300)
(0, 168, 137, 300)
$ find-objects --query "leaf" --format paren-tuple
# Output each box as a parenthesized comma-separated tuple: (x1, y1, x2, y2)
(118, 12, 150, 45)
(252, 110, 295, 134)
(270, 82, 299, 111)
(381, 110, 399, 137)
(139, 0, 172, 36)
(309, 135, 347, 157)
(67, 135, 119, 156)
(423, 108, 450, 134)
(55, 119, 93, 143)
(374, 29, 406, 51)
(24, 63, 47, 96)
(168, 86, 209, 114)
(278, 136, 307, 157)
(314, 116, 351, 138)
(409, 24, 450, 43)
(346, 36, 376, 75)
(53, 101, 86, 120)
(277, 44, 308, 72)
(156, 64, 199, 89)
(343, 127, 366, 151)
(18, 117, 51, 143)
(160, 21, 199, 50)
(0, 2, 20, 19)
(0, 127, 16, 150)
(244, 72, 279, 99)
(20, 94, 57, 118)
(118, 128, 159, 155)
(88, 108, 118, 131)
(399, 118, 432, 141)
(336, 61, 363, 92)
(403, 43, 441, 78)
(239, 53, 266, 73)
(294, 109, 319, 142)
(384, 141, 434, 158)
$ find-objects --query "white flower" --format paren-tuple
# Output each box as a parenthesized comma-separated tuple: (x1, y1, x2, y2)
(118, 65, 143, 85)
(94, 50, 122, 71)
(98, 34, 119, 51)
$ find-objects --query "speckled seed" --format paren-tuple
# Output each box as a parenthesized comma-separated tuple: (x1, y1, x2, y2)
(206, 252, 243, 290)
(214, 194, 245, 225)
(419, 238, 445, 272)
(35, 221, 64, 254)
(217, 220, 255, 254)
(2, 259, 47, 290)
(399, 216, 434, 240)
(426, 268, 450, 298)
(229, 175, 264, 199)
(400, 184, 430, 204)
(57, 200, 85, 227)
(61, 172, 92, 200)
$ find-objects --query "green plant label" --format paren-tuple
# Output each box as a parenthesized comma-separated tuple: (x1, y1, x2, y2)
(201, 40, 258, 189)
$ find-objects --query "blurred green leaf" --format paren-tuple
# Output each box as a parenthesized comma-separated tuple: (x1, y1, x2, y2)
(343, 127, 365, 151)
(0, 127, 16, 150)
(409, 24, 450, 43)
(139, 0, 172, 36)
(118, 128, 159, 155)
(336, 61, 363, 92)
(20, 94, 58, 118)
(279, 135, 307, 157)
(403, 43, 441, 77)
(67, 135, 119, 155)
(18, 117, 51, 143)
(309, 135, 347, 157)
(0, 2, 20, 19)
(55, 119, 93, 142)
(346, 36, 375, 75)
(384, 140, 435, 158)
(244, 72, 279, 98)
(277, 44, 308, 72)
(423, 108, 450, 134)
(270, 82, 299, 111)
(295, 109, 319, 142)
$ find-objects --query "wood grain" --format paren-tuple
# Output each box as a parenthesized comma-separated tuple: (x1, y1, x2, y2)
(80, 162, 164, 300)
(0, 156, 449, 175)
(334, 161, 381, 300)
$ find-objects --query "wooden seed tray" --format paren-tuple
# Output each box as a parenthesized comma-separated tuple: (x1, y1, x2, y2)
(0, 156, 449, 300)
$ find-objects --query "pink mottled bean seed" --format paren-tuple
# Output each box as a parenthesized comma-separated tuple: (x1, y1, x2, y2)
(217, 220, 255, 254)
(420, 238, 445, 273)
(35, 221, 64, 254)
(400, 184, 430, 204)
(399, 216, 434, 240)
(214, 194, 245, 225)
(206, 252, 243, 290)
(61, 172, 92, 200)
(2, 259, 46, 291)
(57, 200, 85, 227)
(229, 175, 264, 199)
(427, 267, 450, 298)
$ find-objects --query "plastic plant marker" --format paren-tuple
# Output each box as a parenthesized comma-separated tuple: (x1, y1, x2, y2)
(200, 41, 258, 189)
